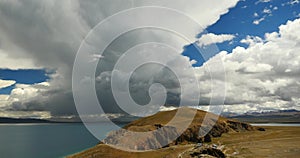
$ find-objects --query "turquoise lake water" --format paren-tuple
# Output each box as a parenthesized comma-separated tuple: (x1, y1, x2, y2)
(0, 123, 122, 158)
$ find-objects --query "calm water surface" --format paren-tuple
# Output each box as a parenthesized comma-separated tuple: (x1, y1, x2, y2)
(0, 123, 122, 158)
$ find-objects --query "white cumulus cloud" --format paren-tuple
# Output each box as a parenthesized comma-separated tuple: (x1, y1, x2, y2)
(197, 33, 235, 47)
(0, 79, 16, 89)
(253, 17, 265, 25)
(197, 18, 300, 113)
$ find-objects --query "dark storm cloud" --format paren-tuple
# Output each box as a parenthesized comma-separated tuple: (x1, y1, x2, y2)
(0, 0, 242, 118)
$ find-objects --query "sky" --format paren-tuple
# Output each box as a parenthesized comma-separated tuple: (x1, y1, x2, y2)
(0, 0, 300, 120)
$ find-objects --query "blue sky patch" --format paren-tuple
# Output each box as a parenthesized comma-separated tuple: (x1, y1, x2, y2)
(0, 69, 50, 94)
(182, 0, 300, 66)
(207, 0, 300, 51)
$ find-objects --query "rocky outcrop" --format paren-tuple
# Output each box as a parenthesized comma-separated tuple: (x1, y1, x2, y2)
(186, 147, 226, 158)
(103, 125, 179, 150)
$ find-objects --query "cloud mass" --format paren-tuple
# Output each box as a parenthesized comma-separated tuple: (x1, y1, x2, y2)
(0, 0, 299, 120)
(202, 18, 300, 113)
(0, 0, 239, 119)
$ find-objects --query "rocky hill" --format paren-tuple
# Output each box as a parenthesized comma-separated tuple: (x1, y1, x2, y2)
(102, 108, 260, 151)
(69, 108, 264, 157)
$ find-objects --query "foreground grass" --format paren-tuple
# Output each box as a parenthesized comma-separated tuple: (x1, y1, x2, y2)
(213, 126, 300, 158)
(68, 144, 194, 158)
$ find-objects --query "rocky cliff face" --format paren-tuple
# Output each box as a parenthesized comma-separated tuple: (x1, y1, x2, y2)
(102, 108, 263, 151)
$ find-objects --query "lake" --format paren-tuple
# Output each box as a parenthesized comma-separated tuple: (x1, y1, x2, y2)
(0, 123, 123, 158)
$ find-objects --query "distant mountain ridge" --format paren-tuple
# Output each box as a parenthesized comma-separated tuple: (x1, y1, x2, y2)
(0, 117, 55, 123)
(223, 109, 300, 123)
